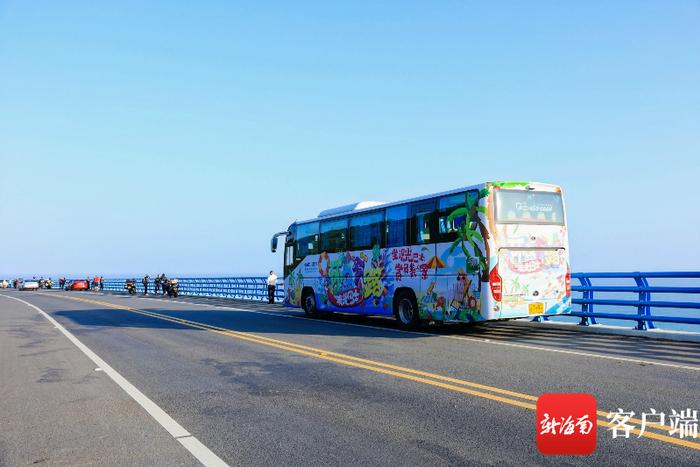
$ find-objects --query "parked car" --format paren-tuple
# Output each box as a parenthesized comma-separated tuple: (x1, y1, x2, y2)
(19, 280, 40, 291)
(66, 280, 89, 291)
(0, 279, 8, 289)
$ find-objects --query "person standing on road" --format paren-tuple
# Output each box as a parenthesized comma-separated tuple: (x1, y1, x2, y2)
(267, 270, 277, 304)
(100, 276, 104, 291)
(154, 275, 161, 294)
(142, 274, 150, 295)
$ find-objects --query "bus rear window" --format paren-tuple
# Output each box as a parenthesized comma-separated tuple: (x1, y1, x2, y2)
(495, 190, 564, 224)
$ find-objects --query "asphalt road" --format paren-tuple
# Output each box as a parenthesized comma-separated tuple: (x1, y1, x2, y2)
(1, 289, 699, 466)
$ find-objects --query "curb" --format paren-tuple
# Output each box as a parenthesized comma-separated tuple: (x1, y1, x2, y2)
(511, 319, 700, 344)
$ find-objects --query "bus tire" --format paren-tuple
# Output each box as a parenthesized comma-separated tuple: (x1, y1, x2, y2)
(394, 289, 420, 330)
(302, 288, 319, 318)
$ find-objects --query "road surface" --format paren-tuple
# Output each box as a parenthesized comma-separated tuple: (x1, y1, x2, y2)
(1, 289, 698, 465)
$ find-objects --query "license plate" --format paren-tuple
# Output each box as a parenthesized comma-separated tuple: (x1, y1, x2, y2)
(528, 302, 544, 315)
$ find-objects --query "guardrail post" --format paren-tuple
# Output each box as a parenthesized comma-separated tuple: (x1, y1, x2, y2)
(275, 279, 284, 303)
(578, 276, 594, 326)
(633, 273, 653, 330)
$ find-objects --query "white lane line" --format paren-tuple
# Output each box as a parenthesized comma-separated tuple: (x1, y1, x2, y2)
(123, 294, 700, 373)
(0, 294, 229, 467)
(178, 436, 230, 466)
(440, 334, 700, 372)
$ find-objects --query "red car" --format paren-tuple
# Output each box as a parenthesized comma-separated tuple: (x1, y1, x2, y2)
(66, 280, 89, 291)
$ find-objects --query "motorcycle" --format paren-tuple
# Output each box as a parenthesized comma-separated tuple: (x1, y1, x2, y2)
(125, 279, 136, 295)
(46, 279, 53, 289)
(166, 278, 179, 298)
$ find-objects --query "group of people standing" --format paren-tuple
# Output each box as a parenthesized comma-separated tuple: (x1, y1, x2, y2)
(90, 276, 104, 291)
(141, 273, 173, 295)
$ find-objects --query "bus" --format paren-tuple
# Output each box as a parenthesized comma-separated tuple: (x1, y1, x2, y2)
(271, 181, 570, 328)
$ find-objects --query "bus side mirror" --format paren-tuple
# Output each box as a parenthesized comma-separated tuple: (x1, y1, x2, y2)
(271, 231, 290, 253)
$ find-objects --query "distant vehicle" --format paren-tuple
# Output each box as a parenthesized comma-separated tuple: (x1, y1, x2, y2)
(271, 181, 570, 328)
(66, 280, 89, 291)
(19, 280, 40, 291)
(0, 279, 8, 289)
(166, 278, 179, 297)
(125, 279, 136, 295)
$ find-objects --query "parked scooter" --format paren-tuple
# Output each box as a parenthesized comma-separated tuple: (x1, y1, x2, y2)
(125, 279, 136, 295)
(45, 279, 53, 289)
(166, 278, 179, 298)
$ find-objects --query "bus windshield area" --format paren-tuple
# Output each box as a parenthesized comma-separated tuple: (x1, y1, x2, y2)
(495, 190, 564, 225)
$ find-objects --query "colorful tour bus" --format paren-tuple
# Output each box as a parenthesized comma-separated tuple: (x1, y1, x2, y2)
(271, 181, 570, 328)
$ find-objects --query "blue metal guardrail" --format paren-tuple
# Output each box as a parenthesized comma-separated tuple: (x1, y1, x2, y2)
(568, 272, 700, 330)
(102, 277, 285, 303)
(97, 272, 700, 330)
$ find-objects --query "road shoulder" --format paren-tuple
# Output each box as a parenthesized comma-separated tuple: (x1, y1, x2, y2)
(0, 294, 198, 466)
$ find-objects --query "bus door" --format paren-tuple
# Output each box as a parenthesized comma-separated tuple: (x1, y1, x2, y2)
(283, 224, 297, 278)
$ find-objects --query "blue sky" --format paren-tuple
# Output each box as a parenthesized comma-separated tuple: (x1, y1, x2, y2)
(1, 1, 698, 277)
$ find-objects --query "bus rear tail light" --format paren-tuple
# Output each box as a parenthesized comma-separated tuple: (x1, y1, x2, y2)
(490, 265, 502, 302)
(565, 264, 571, 297)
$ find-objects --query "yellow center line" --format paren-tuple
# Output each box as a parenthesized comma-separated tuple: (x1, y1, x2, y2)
(53, 295, 539, 400)
(42, 293, 700, 452)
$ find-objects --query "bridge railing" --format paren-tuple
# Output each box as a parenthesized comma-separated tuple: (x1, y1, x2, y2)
(569, 272, 700, 330)
(101, 272, 700, 331)
(102, 277, 285, 303)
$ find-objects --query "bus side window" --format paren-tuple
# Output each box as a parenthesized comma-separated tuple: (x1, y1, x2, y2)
(438, 193, 466, 242)
(297, 222, 319, 259)
(320, 218, 348, 253)
(385, 205, 408, 248)
(467, 190, 479, 221)
(410, 200, 437, 245)
(285, 245, 294, 267)
(349, 211, 384, 251)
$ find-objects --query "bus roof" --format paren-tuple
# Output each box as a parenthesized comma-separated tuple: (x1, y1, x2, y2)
(291, 181, 560, 227)
(317, 201, 387, 218)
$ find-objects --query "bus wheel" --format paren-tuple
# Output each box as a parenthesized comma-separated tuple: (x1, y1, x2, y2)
(302, 289, 319, 318)
(394, 290, 419, 329)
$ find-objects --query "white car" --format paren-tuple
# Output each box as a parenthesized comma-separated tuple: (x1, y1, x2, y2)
(0, 279, 8, 289)
(19, 280, 40, 291)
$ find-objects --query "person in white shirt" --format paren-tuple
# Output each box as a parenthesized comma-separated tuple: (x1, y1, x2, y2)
(267, 271, 278, 304)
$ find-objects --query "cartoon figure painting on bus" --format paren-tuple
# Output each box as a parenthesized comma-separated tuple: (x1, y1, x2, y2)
(313, 244, 394, 312)
(446, 188, 489, 279)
